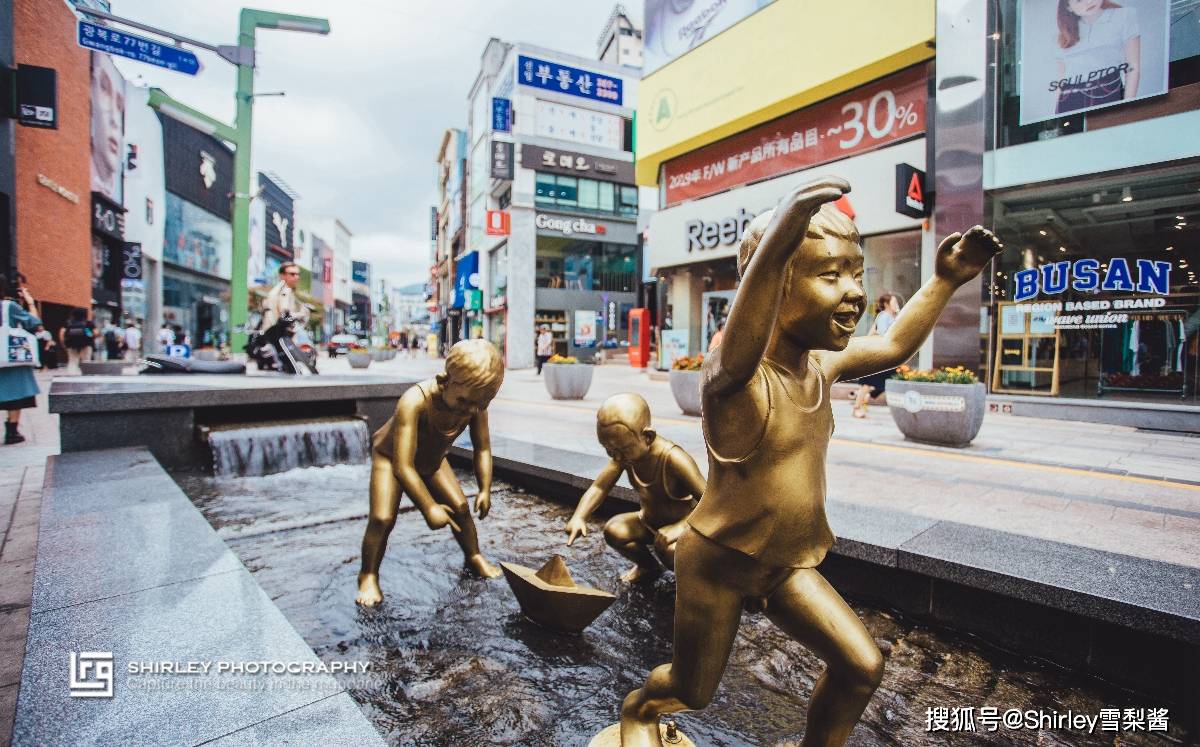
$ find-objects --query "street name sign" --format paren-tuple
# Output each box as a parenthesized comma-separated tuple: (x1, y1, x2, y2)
(77, 20, 200, 76)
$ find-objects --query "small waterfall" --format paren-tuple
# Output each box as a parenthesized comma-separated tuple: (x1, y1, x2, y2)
(206, 418, 371, 477)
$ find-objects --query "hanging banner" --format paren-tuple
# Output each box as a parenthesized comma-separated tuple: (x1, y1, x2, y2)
(662, 65, 926, 206)
(1018, 0, 1170, 125)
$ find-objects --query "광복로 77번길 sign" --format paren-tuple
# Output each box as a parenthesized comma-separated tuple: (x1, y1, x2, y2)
(77, 19, 200, 76)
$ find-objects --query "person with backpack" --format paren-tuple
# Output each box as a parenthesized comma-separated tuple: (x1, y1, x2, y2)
(102, 318, 123, 360)
(59, 308, 96, 374)
(0, 274, 41, 445)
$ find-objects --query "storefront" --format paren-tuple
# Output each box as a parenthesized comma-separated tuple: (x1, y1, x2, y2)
(980, 0, 1200, 412)
(90, 192, 125, 325)
(161, 114, 234, 350)
(647, 134, 928, 365)
(532, 210, 639, 359)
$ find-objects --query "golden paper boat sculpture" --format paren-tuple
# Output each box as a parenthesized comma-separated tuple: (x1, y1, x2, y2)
(500, 556, 616, 633)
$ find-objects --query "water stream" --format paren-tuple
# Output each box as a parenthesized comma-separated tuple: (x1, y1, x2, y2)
(205, 418, 370, 477)
(178, 466, 1192, 746)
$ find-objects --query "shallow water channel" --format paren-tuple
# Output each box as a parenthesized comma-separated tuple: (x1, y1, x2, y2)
(179, 464, 1191, 746)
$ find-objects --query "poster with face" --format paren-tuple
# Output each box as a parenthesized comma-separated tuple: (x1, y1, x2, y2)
(90, 52, 126, 203)
(1019, 0, 1170, 125)
(643, 0, 775, 75)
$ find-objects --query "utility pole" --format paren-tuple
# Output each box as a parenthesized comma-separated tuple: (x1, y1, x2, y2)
(79, 7, 329, 352)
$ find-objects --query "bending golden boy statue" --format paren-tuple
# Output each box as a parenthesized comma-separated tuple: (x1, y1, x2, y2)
(615, 178, 1001, 746)
(565, 393, 706, 583)
(356, 339, 506, 606)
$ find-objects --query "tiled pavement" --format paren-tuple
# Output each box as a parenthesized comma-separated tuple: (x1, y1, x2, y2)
(1, 371, 59, 746)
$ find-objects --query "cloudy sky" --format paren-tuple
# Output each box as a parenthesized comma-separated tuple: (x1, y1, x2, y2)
(109, 0, 642, 289)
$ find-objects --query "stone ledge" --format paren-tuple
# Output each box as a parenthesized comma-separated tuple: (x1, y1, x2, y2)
(12, 448, 383, 747)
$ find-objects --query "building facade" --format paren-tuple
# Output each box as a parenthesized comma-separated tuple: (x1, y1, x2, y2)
(433, 127, 466, 353)
(639, 0, 936, 367)
(465, 37, 642, 368)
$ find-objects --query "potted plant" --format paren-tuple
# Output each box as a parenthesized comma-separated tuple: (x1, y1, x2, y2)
(885, 366, 986, 447)
(669, 354, 704, 416)
(543, 354, 594, 400)
(347, 345, 372, 369)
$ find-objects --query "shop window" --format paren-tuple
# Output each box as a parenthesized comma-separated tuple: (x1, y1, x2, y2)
(537, 236, 638, 292)
(987, 168, 1199, 403)
(618, 186, 638, 217)
(534, 172, 631, 218)
(535, 173, 557, 206)
(578, 179, 599, 210)
(554, 176, 579, 207)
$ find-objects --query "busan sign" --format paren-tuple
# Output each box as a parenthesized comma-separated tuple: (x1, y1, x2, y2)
(1013, 258, 1170, 302)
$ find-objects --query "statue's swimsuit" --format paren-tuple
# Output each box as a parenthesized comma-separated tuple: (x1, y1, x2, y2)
(689, 357, 836, 569)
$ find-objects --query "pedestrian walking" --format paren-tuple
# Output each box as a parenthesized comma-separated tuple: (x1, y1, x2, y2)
(852, 293, 903, 418)
(157, 323, 174, 353)
(409, 333, 420, 358)
(535, 325, 554, 374)
(0, 274, 42, 445)
(102, 318, 123, 360)
(123, 319, 143, 361)
(59, 308, 96, 374)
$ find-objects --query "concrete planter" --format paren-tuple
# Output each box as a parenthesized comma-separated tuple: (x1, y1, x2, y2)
(669, 368, 703, 416)
(885, 379, 986, 448)
(79, 360, 130, 376)
(348, 351, 372, 369)
(544, 363, 594, 400)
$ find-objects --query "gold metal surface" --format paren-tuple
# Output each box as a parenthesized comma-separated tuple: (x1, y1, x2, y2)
(566, 393, 706, 583)
(589, 720, 694, 747)
(356, 340, 506, 606)
(613, 178, 1001, 745)
(500, 556, 617, 633)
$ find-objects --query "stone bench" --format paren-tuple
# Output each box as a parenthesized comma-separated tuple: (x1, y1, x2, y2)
(13, 447, 383, 746)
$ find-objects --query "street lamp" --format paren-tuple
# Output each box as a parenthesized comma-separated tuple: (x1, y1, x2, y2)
(229, 10, 331, 351)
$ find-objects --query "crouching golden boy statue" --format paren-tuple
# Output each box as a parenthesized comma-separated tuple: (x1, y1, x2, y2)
(609, 177, 1001, 746)
(356, 339, 506, 606)
(565, 393, 705, 583)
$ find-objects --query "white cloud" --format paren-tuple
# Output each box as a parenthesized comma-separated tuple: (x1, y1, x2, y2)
(109, 0, 642, 290)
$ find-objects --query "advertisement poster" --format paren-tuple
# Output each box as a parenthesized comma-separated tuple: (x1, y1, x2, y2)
(659, 329, 689, 369)
(1018, 0, 1170, 125)
(644, 0, 775, 75)
(90, 52, 125, 204)
(535, 100, 624, 151)
(163, 194, 232, 279)
(662, 65, 925, 206)
(574, 309, 598, 348)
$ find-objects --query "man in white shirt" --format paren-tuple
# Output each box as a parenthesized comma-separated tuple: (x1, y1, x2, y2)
(535, 325, 554, 375)
(157, 323, 174, 353)
(123, 319, 143, 361)
(261, 262, 309, 332)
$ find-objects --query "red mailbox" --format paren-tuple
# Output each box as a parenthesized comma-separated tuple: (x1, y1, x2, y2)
(628, 308, 650, 368)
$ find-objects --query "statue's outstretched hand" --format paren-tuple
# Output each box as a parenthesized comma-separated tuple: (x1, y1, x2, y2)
(777, 176, 851, 226)
(565, 516, 588, 546)
(424, 504, 461, 533)
(935, 226, 1003, 287)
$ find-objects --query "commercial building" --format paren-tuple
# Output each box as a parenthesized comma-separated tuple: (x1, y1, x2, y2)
(967, 0, 1200, 427)
(123, 83, 167, 342)
(301, 214, 352, 334)
(639, 0, 935, 365)
(12, 0, 92, 332)
(433, 127, 467, 353)
(160, 112, 234, 349)
(350, 259, 371, 336)
(464, 35, 641, 368)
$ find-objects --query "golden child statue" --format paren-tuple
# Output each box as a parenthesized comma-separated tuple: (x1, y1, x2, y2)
(612, 178, 1001, 746)
(564, 393, 706, 583)
(356, 339, 506, 607)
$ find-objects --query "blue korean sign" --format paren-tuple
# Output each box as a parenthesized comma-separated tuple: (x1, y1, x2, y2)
(77, 20, 200, 76)
(518, 55, 622, 106)
(453, 252, 480, 309)
(491, 98, 511, 133)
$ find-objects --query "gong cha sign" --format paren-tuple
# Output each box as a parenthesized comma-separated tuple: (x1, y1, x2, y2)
(662, 65, 926, 207)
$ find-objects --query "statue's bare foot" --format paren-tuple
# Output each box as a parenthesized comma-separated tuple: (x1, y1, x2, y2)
(620, 564, 661, 584)
(356, 573, 383, 606)
(619, 692, 664, 747)
(468, 554, 503, 579)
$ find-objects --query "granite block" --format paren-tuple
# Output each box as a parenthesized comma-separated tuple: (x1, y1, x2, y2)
(32, 497, 244, 613)
(819, 555, 931, 617)
(13, 569, 345, 747)
(59, 410, 201, 471)
(825, 500, 939, 567)
(43, 449, 164, 488)
(899, 521, 1200, 642)
(40, 471, 189, 523)
(204, 692, 383, 746)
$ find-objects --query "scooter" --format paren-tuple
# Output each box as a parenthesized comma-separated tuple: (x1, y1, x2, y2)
(141, 315, 317, 375)
(244, 314, 319, 375)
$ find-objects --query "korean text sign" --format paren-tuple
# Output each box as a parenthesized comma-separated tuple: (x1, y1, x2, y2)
(518, 55, 623, 106)
(662, 65, 926, 206)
